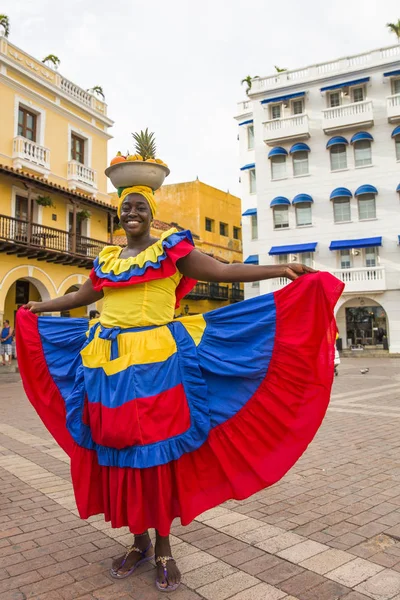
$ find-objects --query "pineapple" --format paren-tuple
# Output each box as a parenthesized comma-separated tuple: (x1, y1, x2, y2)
(132, 128, 157, 161)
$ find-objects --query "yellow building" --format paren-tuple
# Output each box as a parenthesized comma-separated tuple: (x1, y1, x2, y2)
(0, 36, 115, 325)
(112, 180, 243, 315)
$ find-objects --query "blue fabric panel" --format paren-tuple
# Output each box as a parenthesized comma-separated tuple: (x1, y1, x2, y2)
(392, 126, 400, 138)
(350, 131, 374, 143)
(242, 208, 257, 216)
(270, 197, 290, 207)
(330, 187, 352, 200)
(261, 91, 305, 105)
(269, 243, 317, 255)
(292, 194, 313, 205)
(289, 143, 310, 153)
(321, 77, 369, 91)
(384, 70, 400, 77)
(244, 255, 259, 264)
(329, 237, 382, 250)
(268, 147, 288, 158)
(326, 136, 349, 148)
(354, 184, 378, 196)
(397, 183, 400, 193)
(239, 119, 253, 126)
(240, 163, 256, 171)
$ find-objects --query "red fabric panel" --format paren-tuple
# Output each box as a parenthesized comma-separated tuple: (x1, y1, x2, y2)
(88, 384, 191, 448)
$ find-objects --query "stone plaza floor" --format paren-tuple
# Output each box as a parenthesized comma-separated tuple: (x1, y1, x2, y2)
(1, 358, 400, 599)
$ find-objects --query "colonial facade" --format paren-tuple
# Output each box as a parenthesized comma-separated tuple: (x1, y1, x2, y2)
(236, 43, 400, 353)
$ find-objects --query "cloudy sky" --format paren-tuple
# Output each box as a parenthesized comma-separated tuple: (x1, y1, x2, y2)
(2, 0, 399, 195)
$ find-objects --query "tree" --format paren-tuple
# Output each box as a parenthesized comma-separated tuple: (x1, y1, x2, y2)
(274, 66, 287, 73)
(88, 86, 105, 100)
(241, 75, 259, 95)
(387, 19, 400, 42)
(0, 14, 10, 38)
(42, 54, 60, 69)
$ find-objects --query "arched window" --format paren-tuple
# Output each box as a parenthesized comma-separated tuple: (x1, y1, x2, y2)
(273, 206, 289, 229)
(330, 145, 347, 171)
(268, 147, 288, 180)
(295, 202, 312, 227)
(358, 193, 376, 220)
(333, 198, 351, 223)
(354, 140, 372, 167)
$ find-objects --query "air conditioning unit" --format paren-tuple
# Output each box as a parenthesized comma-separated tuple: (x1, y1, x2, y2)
(291, 255, 298, 262)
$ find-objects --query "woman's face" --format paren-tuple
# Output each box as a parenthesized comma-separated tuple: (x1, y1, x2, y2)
(119, 193, 152, 236)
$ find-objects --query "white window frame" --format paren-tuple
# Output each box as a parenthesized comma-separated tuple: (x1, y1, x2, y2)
(333, 197, 351, 223)
(351, 86, 365, 103)
(271, 155, 287, 180)
(340, 250, 352, 269)
(358, 194, 376, 221)
(395, 137, 400, 161)
(249, 168, 256, 194)
(391, 78, 400, 95)
(330, 145, 347, 171)
(291, 99, 304, 115)
(251, 214, 258, 240)
(247, 124, 254, 150)
(273, 206, 289, 229)
(328, 91, 341, 107)
(11, 186, 41, 223)
(354, 140, 372, 167)
(365, 247, 378, 268)
(292, 151, 309, 176)
(276, 254, 288, 265)
(299, 252, 313, 267)
(295, 202, 312, 227)
(270, 103, 282, 120)
(68, 125, 92, 168)
(14, 96, 46, 146)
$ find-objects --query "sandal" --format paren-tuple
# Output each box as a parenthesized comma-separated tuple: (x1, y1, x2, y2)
(155, 556, 181, 593)
(110, 541, 154, 579)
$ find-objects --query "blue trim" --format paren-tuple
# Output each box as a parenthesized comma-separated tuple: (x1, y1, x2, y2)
(268, 146, 288, 158)
(330, 187, 352, 200)
(270, 196, 290, 207)
(354, 184, 378, 197)
(320, 77, 369, 92)
(384, 70, 400, 77)
(350, 131, 374, 144)
(329, 237, 382, 251)
(244, 255, 259, 264)
(261, 91, 305, 105)
(326, 136, 349, 148)
(397, 184, 400, 193)
(240, 163, 256, 171)
(289, 142, 311, 154)
(392, 126, 400, 138)
(269, 242, 317, 255)
(292, 193, 313, 205)
(239, 119, 253, 126)
(242, 208, 257, 216)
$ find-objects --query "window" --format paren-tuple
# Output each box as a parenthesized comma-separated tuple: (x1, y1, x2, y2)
(247, 125, 254, 150)
(354, 140, 372, 167)
(300, 252, 313, 267)
(358, 193, 376, 220)
(233, 226, 241, 240)
(270, 104, 282, 119)
(15, 195, 28, 221)
(18, 107, 37, 141)
(329, 92, 341, 107)
(392, 78, 400, 95)
(205, 217, 214, 232)
(333, 198, 351, 223)
(71, 133, 85, 164)
(330, 145, 347, 171)
(292, 99, 304, 115)
(340, 250, 351, 269)
(293, 151, 309, 176)
(249, 168, 257, 193)
(365, 247, 377, 267)
(352, 87, 364, 103)
(277, 254, 288, 265)
(273, 206, 289, 229)
(271, 155, 286, 180)
(15, 280, 30, 305)
(219, 222, 228, 236)
(251, 214, 258, 240)
(295, 203, 312, 227)
(395, 137, 400, 161)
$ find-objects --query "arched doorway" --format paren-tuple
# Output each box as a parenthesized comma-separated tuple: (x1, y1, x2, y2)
(336, 297, 388, 350)
(61, 285, 87, 318)
(3, 277, 51, 328)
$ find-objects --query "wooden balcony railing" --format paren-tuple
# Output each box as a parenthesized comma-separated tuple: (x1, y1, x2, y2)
(186, 282, 239, 302)
(0, 214, 107, 268)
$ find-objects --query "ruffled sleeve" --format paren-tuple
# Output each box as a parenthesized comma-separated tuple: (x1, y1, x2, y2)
(89, 228, 196, 307)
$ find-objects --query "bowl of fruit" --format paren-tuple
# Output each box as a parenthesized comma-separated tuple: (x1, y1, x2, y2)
(105, 129, 170, 190)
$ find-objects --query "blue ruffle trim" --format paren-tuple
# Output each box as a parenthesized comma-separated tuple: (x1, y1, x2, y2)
(93, 230, 194, 283)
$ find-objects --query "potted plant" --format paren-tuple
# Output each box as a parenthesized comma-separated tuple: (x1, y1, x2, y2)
(42, 54, 60, 70)
(36, 196, 55, 208)
(0, 14, 10, 37)
(77, 210, 91, 221)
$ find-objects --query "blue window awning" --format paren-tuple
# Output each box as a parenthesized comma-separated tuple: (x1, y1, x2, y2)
(392, 126, 400, 138)
(240, 163, 255, 171)
(289, 142, 310, 154)
(397, 183, 400, 193)
(329, 237, 382, 251)
(268, 146, 288, 158)
(355, 184, 378, 196)
(270, 196, 290, 207)
(350, 131, 374, 144)
(244, 254, 259, 264)
(330, 187, 352, 200)
(261, 91, 305, 105)
(292, 193, 313, 205)
(384, 70, 400, 77)
(326, 135, 349, 148)
(239, 119, 253, 126)
(320, 77, 370, 92)
(269, 242, 317, 255)
(242, 208, 257, 216)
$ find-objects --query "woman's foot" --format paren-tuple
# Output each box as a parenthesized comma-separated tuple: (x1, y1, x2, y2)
(110, 531, 154, 579)
(155, 534, 181, 592)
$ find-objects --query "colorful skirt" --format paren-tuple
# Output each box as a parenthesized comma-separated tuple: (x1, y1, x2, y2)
(16, 272, 343, 535)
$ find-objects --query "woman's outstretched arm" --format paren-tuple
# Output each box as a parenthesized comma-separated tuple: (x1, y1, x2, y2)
(178, 250, 316, 283)
(23, 278, 103, 314)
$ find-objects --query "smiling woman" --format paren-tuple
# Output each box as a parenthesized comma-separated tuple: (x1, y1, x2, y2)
(16, 139, 343, 594)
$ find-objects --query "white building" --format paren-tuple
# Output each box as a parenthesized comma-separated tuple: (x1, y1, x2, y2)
(235, 44, 400, 353)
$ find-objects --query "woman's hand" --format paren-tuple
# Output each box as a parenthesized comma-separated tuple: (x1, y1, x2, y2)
(22, 301, 44, 314)
(281, 263, 317, 281)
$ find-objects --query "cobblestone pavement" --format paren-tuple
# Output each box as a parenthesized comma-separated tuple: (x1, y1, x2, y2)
(1, 358, 400, 600)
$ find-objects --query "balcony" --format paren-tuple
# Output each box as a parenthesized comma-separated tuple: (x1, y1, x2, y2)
(322, 100, 374, 133)
(68, 161, 97, 193)
(186, 282, 229, 301)
(387, 94, 400, 123)
(230, 287, 244, 302)
(263, 114, 309, 145)
(0, 214, 107, 268)
(12, 137, 50, 175)
(332, 267, 386, 293)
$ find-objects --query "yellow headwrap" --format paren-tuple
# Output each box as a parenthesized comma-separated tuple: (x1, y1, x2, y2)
(117, 185, 157, 219)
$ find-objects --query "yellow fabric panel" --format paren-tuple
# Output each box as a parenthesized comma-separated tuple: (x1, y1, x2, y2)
(98, 228, 178, 274)
(81, 325, 177, 375)
(179, 315, 206, 346)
